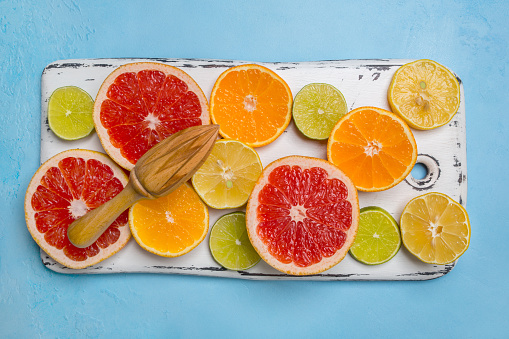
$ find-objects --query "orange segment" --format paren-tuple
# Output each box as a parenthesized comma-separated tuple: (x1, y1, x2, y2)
(210, 64, 293, 147)
(129, 183, 208, 257)
(327, 106, 417, 192)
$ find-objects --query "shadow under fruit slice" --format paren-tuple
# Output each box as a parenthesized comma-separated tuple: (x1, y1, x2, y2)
(246, 156, 359, 276)
(24, 149, 131, 269)
(94, 62, 210, 170)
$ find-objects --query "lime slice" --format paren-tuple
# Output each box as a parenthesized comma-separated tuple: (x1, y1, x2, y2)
(209, 212, 261, 271)
(48, 86, 94, 140)
(349, 206, 401, 265)
(292, 83, 347, 140)
(192, 139, 263, 209)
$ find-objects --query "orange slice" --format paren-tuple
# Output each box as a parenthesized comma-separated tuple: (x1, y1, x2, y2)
(210, 64, 293, 147)
(129, 183, 208, 257)
(24, 149, 131, 269)
(327, 106, 417, 192)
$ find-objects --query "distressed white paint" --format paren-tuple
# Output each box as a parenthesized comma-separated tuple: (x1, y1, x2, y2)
(40, 58, 466, 280)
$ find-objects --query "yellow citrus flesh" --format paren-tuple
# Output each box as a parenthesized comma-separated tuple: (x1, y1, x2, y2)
(388, 59, 460, 130)
(210, 64, 293, 147)
(192, 139, 263, 209)
(400, 192, 470, 264)
(129, 183, 208, 257)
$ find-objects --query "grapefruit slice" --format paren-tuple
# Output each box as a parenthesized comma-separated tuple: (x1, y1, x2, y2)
(94, 62, 210, 170)
(246, 156, 359, 275)
(25, 149, 131, 269)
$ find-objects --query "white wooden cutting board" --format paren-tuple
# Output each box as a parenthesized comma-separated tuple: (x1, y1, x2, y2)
(39, 58, 466, 280)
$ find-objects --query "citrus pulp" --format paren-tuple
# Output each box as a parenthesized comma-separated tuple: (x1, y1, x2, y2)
(24, 149, 131, 269)
(349, 206, 401, 265)
(48, 86, 94, 140)
(246, 156, 359, 275)
(192, 139, 263, 209)
(388, 59, 460, 130)
(94, 62, 210, 170)
(210, 64, 293, 147)
(209, 212, 261, 271)
(129, 183, 208, 257)
(400, 192, 470, 265)
(327, 106, 417, 192)
(292, 83, 347, 140)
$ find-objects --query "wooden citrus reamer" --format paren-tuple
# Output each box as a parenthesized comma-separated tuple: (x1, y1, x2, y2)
(67, 124, 219, 248)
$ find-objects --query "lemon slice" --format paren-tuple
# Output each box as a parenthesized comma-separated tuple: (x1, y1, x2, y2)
(192, 139, 263, 209)
(48, 86, 95, 140)
(349, 206, 401, 265)
(292, 83, 347, 140)
(209, 212, 261, 271)
(388, 59, 460, 130)
(400, 192, 470, 264)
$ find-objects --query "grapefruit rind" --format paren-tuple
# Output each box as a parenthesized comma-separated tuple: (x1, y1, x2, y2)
(210, 64, 293, 147)
(128, 183, 209, 258)
(327, 106, 418, 192)
(93, 62, 210, 170)
(24, 149, 131, 269)
(246, 156, 359, 276)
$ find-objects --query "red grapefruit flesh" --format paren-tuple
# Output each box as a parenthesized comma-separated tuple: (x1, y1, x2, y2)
(246, 156, 359, 275)
(25, 149, 131, 269)
(94, 62, 210, 170)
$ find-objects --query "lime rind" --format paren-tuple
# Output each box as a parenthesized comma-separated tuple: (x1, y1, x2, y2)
(349, 206, 401, 265)
(48, 86, 95, 140)
(292, 83, 347, 140)
(209, 212, 261, 271)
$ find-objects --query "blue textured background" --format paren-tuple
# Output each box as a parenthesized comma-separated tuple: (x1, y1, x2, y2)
(1, 0, 507, 337)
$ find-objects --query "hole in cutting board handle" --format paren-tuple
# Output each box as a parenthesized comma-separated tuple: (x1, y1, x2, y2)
(411, 163, 427, 180)
(405, 154, 440, 190)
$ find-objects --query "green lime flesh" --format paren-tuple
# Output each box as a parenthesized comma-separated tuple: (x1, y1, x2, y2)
(349, 206, 402, 265)
(292, 83, 347, 140)
(209, 212, 261, 271)
(48, 86, 94, 140)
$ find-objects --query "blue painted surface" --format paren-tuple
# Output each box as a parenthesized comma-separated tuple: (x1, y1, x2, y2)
(1, 0, 507, 337)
